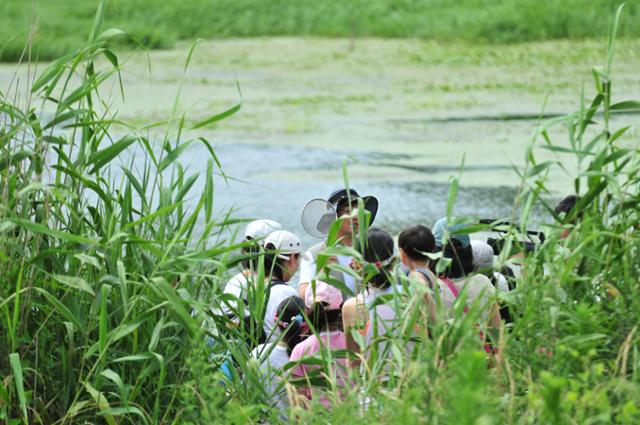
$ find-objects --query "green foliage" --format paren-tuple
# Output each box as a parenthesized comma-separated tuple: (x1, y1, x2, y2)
(2, 0, 640, 61)
(0, 1, 242, 422)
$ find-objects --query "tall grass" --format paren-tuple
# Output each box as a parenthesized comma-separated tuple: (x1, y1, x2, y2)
(0, 2, 243, 423)
(1, 1, 639, 424)
(2, 0, 639, 62)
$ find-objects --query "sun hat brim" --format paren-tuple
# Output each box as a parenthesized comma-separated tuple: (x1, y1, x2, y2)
(328, 189, 379, 225)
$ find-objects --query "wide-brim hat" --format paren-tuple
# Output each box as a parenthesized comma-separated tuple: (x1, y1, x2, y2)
(327, 188, 379, 224)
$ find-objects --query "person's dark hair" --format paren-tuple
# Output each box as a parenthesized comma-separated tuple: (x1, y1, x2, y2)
(441, 239, 474, 279)
(398, 224, 435, 262)
(263, 242, 286, 281)
(361, 227, 395, 289)
(276, 296, 307, 354)
(554, 195, 580, 222)
(336, 199, 357, 217)
(310, 302, 343, 333)
(241, 237, 261, 270)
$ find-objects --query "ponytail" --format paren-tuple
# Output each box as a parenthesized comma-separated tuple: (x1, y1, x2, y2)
(442, 239, 474, 279)
(275, 296, 306, 355)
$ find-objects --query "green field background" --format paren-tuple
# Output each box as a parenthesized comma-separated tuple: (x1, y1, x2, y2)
(1, 0, 638, 61)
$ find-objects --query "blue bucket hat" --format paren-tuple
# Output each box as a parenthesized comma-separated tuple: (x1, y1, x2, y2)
(432, 217, 471, 248)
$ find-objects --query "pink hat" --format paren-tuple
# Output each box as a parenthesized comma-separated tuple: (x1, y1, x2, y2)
(304, 280, 342, 310)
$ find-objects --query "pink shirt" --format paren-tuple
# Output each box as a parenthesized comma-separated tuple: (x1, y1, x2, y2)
(289, 331, 348, 407)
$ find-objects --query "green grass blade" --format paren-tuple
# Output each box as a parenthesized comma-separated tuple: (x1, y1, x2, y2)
(87, 135, 137, 173)
(9, 353, 28, 423)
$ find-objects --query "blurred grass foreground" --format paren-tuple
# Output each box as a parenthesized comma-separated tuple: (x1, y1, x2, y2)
(2, 0, 640, 61)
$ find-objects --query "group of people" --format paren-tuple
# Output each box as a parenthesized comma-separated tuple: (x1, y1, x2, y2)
(214, 188, 568, 414)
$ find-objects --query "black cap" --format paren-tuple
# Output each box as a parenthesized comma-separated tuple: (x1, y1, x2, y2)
(327, 188, 379, 224)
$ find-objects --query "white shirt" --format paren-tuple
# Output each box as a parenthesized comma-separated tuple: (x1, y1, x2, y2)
(494, 272, 510, 293)
(220, 271, 253, 319)
(251, 343, 291, 413)
(363, 284, 413, 378)
(298, 252, 316, 285)
(364, 285, 400, 341)
(299, 251, 357, 294)
(263, 284, 298, 341)
(336, 255, 357, 293)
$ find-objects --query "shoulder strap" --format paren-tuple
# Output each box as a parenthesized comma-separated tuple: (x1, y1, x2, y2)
(440, 277, 459, 298)
(440, 277, 469, 314)
(268, 279, 287, 289)
(414, 268, 435, 289)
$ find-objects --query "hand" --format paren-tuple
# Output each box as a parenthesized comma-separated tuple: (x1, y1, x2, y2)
(349, 258, 363, 272)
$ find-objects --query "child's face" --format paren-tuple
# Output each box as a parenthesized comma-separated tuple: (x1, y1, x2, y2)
(337, 201, 359, 237)
(287, 253, 300, 274)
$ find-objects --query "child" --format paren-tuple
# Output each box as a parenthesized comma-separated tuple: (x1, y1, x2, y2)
(470, 240, 514, 322)
(398, 224, 455, 325)
(252, 296, 307, 415)
(432, 217, 502, 329)
(262, 230, 306, 341)
(289, 281, 347, 407)
(360, 227, 402, 341)
(220, 219, 282, 327)
(351, 228, 411, 379)
(470, 240, 510, 293)
(398, 224, 437, 285)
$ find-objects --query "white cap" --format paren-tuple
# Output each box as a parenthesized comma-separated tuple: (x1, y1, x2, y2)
(471, 240, 494, 271)
(264, 230, 308, 260)
(244, 219, 282, 244)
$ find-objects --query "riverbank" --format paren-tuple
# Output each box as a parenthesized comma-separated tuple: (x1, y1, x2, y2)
(1, 0, 638, 62)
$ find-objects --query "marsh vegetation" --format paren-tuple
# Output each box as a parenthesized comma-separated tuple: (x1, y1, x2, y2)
(0, 2, 639, 424)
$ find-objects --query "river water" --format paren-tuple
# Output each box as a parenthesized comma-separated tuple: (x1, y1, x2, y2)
(2, 38, 639, 245)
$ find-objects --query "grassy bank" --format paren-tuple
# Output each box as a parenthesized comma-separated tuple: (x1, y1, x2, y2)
(2, 0, 639, 62)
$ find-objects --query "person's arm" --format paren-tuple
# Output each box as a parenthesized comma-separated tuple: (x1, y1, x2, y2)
(297, 252, 315, 298)
(342, 296, 368, 366)
(488, 302, 502, 329)
(298, 282, 309, 299)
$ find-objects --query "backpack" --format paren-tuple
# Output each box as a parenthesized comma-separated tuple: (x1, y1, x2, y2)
(439, 277, 495, 355)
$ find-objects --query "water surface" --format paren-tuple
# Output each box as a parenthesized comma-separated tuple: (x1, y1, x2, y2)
(2, 38, 639, 244)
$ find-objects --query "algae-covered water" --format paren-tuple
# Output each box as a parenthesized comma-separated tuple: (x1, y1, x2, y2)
(2, 38, 639, 241)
